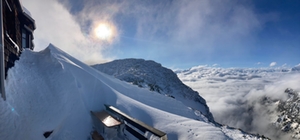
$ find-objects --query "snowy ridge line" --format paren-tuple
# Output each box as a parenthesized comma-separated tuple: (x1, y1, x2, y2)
(91, 58, 214, 121)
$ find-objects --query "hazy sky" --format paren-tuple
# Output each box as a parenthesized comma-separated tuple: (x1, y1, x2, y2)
(22, 0, 300, 69)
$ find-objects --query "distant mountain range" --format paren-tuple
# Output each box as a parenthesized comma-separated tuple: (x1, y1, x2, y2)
(292, 65, 300, 72)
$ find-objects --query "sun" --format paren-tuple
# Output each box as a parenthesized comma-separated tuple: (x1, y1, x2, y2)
(94, 23, 113, 40)
(92, 22, 117, 43)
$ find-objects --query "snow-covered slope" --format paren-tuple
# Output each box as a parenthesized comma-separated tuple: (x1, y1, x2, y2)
(0, 44, 267, 140)
(176, 65, 300, 140)
(92, 59, 213, 121)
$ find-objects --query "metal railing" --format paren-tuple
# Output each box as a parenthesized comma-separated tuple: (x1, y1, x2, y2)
(0, 0, 6, 100)
(104, 104, 167, 140)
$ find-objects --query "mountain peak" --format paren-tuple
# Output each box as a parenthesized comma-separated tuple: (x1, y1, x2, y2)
(92, 58, 214, 121)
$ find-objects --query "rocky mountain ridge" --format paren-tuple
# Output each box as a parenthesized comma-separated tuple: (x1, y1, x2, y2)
(92, 58, 214, 121)
(274, 88, 300, 139)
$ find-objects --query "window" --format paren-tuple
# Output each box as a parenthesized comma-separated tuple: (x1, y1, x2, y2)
(22, 26, 34, 49)
(22, 29, 32, 49)
(22, 29, 27, 48)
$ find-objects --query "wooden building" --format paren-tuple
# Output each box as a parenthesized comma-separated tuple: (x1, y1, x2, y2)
(2, 0, 35, 77)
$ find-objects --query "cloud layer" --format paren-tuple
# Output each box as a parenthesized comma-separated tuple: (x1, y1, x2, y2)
(177, 66, 300, 139)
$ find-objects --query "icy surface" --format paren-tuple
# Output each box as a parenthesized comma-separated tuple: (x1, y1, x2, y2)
(0, 44, 266, 139)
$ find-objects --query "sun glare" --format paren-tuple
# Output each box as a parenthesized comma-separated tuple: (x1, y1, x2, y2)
(95, 23, 112, 40)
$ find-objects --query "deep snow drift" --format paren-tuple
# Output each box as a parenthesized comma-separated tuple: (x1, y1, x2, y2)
(0, 44, 266, 140)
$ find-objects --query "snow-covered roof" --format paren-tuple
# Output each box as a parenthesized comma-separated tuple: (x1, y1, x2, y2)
(18, 0, 35, 26)
(22, 6, 31, 17)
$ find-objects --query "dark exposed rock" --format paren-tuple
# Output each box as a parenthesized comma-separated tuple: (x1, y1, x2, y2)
(43, 130, 53, 138)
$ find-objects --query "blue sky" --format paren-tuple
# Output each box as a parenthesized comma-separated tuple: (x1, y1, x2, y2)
(23, 0, 300, 69)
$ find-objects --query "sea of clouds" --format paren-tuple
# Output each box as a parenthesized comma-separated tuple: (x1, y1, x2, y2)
(176, 66, 300, 140)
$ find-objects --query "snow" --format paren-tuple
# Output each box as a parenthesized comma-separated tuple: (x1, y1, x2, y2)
(22, 6, 32, 17)
(92, 59, 213, 121)
(0, 44, 265, 139)
(20, 0, 32, 17)
(5, 33, 20, 53)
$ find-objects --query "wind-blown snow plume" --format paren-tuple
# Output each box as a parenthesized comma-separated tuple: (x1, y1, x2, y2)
(22, 0, 114, 65)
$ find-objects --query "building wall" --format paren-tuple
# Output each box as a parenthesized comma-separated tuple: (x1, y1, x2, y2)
(2, 0, 35, 77)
